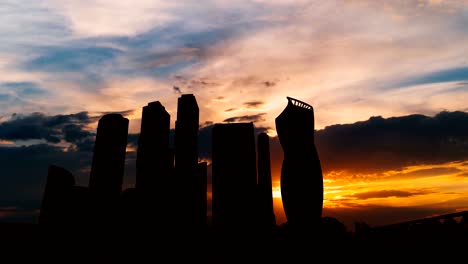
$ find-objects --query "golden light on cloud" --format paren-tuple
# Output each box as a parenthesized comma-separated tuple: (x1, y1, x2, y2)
(272, 160, 468, 225)
(0, 140, 13, 145)
(322, 161, 468, 209)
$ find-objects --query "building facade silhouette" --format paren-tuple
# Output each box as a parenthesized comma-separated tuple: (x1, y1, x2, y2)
(135, 101, 171, 225)
(39, 165, 75, 224)
(275, 97, 323, 232)
(257, 133, 276, 228)
(89, 114, 129, 199)
(212, 123, 257, 230)
(174, 94, 200, 227)
(136, 101, 171, 192)
(89, 113, 129, 221)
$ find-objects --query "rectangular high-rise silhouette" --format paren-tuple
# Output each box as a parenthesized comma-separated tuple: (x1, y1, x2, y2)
(39, 165, 76, 224)
(174, 94, 199, 227)
(135, 101, 172, 227)
(136, 101, 171, 192)
(212, 123, 257, 229)
(89, 114, 128, 205)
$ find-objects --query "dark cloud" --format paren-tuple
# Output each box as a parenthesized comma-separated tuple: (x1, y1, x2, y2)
(224, 108, 237, 112)
(349, 190, 430, 200)
(457, 172, 468, 177)
(263, 81, 276, 87)
(0, 111, 136, 151)
(223, 113, 266, 123)
(139, 47, 201, 70)
(127, 133, 139, 149)
(314, 111, 468, 173)
(243, 101, 264, 108)
(200, 121, 214, 128)
(99, 109, 135, 117)
(0, 112, 94, 149)
(188, 79, 219, 89)
(173, 86, 182, 94)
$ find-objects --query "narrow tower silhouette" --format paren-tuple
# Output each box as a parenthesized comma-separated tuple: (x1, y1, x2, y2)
(135, 101, 171, 225)
(212, 123, 257, 230)
(174, 94, 199, 227)
(275, 97, 323, 232)
(136, 101, 171, 192)
(89, 114, 128, 220)
(257, 133, 276, 228)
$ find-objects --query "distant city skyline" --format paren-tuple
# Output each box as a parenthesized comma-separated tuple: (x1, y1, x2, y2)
(0, 1, 468, 229)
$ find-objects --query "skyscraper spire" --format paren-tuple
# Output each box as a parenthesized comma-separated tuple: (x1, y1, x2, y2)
(275, 97, 323, 233)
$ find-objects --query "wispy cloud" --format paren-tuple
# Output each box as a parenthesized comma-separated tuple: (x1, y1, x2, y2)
(223, 113, 266, 123)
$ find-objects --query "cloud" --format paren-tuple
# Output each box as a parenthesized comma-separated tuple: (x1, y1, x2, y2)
(1, 82, 46, 96)
(315, 111, 468, 173)
(26, 46, 121, 72)
(395, 66, 468, 88)
(47, 0, 175, 37)
(224, 108, 237, 112)
(349, 190, 430, 200)
(173, 86, 182, 94)
(243, 101, 264, 108)
(223, 113, 266, 123)
(398, 167, 461, 178)
(98, 109, 135, 117)
(263, 81, 276, 87)
(0, 112, 95, 150)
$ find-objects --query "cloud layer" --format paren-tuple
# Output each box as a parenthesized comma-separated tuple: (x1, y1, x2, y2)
(1, 0, 467, 130)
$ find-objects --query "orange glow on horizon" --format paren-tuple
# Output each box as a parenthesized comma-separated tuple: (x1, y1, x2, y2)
(271, 160, 468, 226)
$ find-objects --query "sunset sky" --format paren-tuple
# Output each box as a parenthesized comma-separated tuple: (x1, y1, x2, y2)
(0, 0, 468, 228)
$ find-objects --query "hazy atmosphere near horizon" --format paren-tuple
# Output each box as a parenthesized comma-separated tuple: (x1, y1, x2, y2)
(1, 0, 468, 229)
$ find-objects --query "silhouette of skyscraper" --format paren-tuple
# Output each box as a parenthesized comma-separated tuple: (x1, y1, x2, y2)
(174, 94, 199, 227)
(195, 162, 208, 228)
(257, 133, 276, 228)
(275, 97, 323, 232)
(89, 114, 128, 220)
(39, 165, 75, 224)
(89, 114, 129, 198)
(135, 101, 171, 226)
(212, 123, 257, 230)
(136, 101, 171, 192)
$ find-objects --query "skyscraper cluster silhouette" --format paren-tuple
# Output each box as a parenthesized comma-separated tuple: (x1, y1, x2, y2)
(30, 94, 468, 245)
(41, 95, 319, 234)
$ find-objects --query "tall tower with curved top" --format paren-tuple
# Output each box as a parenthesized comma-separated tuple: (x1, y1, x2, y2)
(275, 97, 323, 231)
